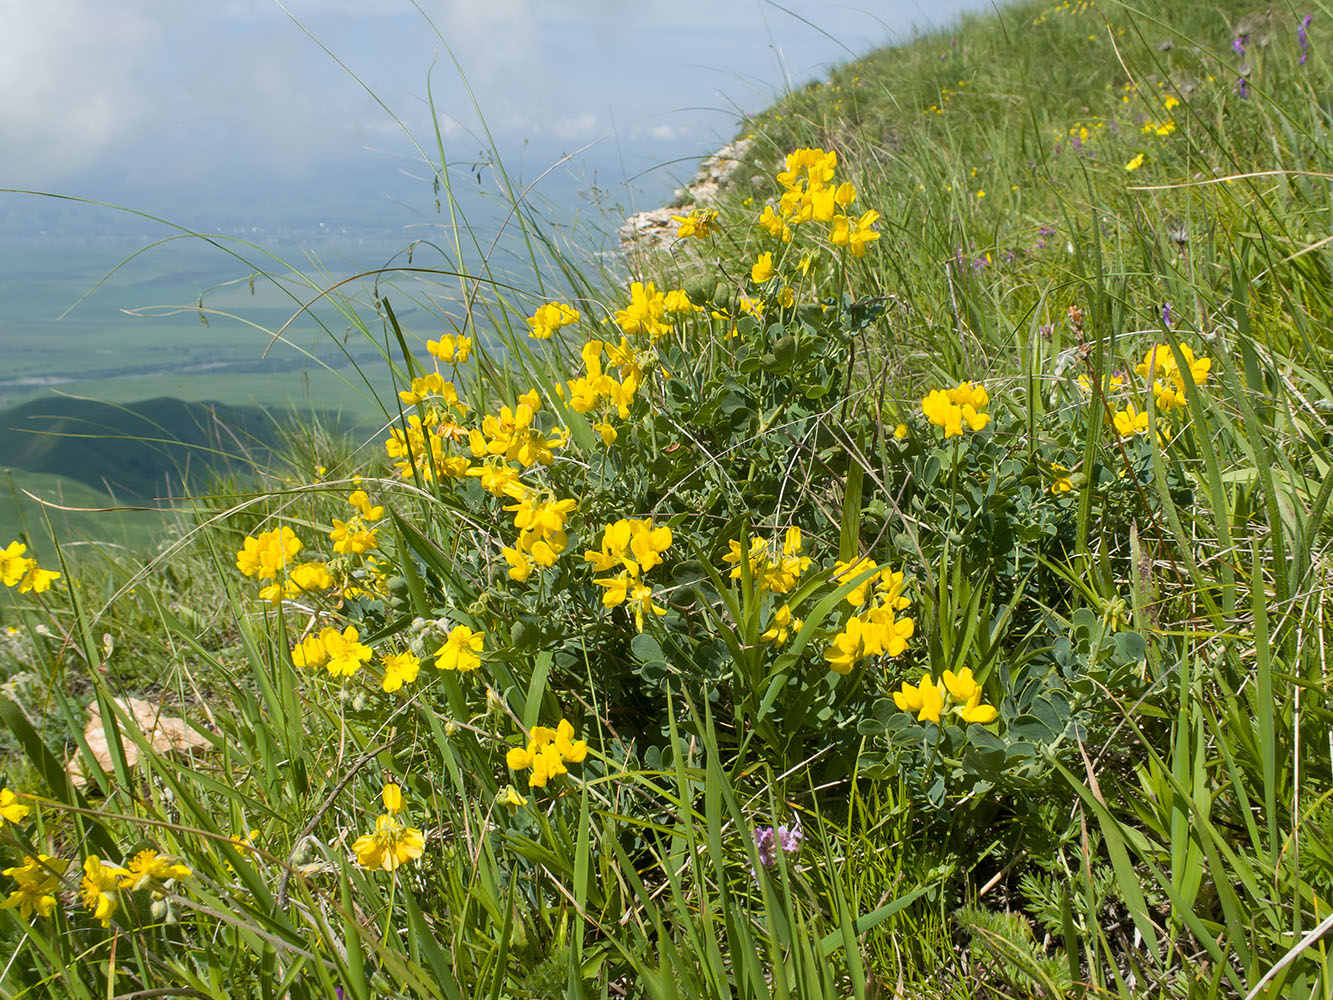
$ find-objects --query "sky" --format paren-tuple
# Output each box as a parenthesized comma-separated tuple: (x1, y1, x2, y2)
(0, 0, 998, 239)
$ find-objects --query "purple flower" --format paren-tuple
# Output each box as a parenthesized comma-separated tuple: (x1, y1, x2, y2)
(1237, 76, 1250, 98)
(1162, 301, 1173, 328)
(752, 820, 803, 868)
(1233, 33, 1248, 55)
(1300, 14, 1313, 64)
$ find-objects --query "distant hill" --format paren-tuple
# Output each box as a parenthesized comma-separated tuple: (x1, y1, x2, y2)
(0, 396, 287, 503)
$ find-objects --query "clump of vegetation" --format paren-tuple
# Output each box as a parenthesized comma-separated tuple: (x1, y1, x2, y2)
(2, 0, 1331, 996)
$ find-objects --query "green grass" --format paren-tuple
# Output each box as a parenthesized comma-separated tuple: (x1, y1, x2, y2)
(2, 0, 1332, 997)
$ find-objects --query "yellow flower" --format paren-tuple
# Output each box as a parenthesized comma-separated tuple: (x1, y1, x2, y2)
(941, 667, 980, 702)
(80, 856, 129, 928)
(291, 632, 328, 669)
(120, 849, 191, 891)
(381, 651, 421, 693)
(330, 518, 379, 555)
(321, 626, 374, 678)
(628, 583, 667, 632)
(1113, 402, 1150, 438)
(670, 208, 718, 239)
(1125, 152, 1145, 171)
(0, 788, 29, 825)
(751, 252, 775, 284)
(235, 526, 303, 580)
(17, 564, 60, 594)
(497, 785, 528, 807)
(381, 783, 405, 814)
(1, 855, 67, 920)
(615, 281, 670, 340)
(895, 670, 997, 725)
(828, 208, 882, 257)
(347, 489, 384, 521)
(1050, 463, 1074, 494)
(288, 561, 333, 593)
(757, 204, 792, 242)
(892, 674, 945, 723)
(959, 690, 998, 724)
(502, 545, 533, 582)
(437, 625, 483, 672)
(921, 382, 990, 436)
(351, 813, 426, 872)
(506, 719, 588, 788)
(427, 333, 472, 364)
(824, 616, 870, 674)
(663, 289, 701, 316)
(526, 302, 580, 340)
(0, 541, 30, 587)
(760, 604, 802, 645)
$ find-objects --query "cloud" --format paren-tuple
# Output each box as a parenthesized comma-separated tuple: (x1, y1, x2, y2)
(550, 112, 601, 141)
(0, 0, 163, 183)
(645, 123, 682, 141)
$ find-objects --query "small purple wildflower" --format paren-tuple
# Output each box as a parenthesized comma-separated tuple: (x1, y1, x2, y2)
(1300, 14, 1313, 64)
(1233, 33, 1248, 55)
(1237, 76, 1250, 98)
(753, 821, 803, 868)
(1162, 301, 1173, 328)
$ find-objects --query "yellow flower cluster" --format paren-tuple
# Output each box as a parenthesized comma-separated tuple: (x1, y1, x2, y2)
(352, 784, 426, 872)
(1134, 342, 1210, 412)
(235, 527, 334, 604)
(2, 848, 190, 926)
(670, 207, 718, 239)
(1, 855, 68, 920)
(330, 489, 382, 555)
(426, 332, 472, 364)
(1112, 401, 1150, 439)
(291, 625, 374, 678)
(387, 378, 472, 482)
(894, 667, 997, 724)
(759, 147, 880, 257)
(506, 719, 588, 788)
(557, 338, 643, 445)
(723, 526, 812, 595)
(0, 541, 60, 595)
(471, 391, 569, 469)
(502, 490, 578, 581)
(588, 518, 673, 631)
(614, 281, 699, 341)
(526, 301, 580, 340)
(824, 561, 915, 674)
(921, 382, 991, 437)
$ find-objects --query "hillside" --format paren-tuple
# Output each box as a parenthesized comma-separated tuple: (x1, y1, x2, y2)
(0, 396, 285, 502)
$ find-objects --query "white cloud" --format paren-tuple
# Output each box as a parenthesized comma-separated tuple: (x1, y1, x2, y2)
(0, 0, 163, 183)
(646, 123, 682, 141)
(550, 112, 601, 141)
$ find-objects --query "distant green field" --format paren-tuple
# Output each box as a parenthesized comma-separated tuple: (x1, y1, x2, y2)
(0, 469, 175, 553)
(0, 233, 487, 548)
